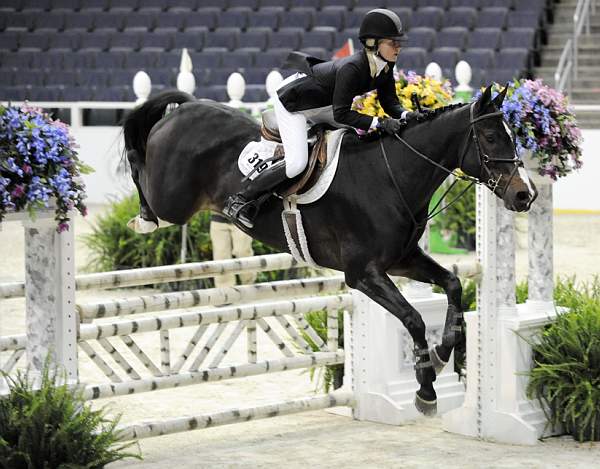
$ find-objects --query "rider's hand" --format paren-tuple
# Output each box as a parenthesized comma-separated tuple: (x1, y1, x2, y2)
(405, 111, 428, 122)
(377, 117, 403, 135)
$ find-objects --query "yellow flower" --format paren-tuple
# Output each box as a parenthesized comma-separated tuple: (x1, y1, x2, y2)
(352, 72, 453, 117)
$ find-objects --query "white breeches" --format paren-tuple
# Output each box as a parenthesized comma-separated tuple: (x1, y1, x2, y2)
(273, 72, 347, 178)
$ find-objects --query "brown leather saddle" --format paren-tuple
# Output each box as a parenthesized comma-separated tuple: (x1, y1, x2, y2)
(260, 109, 329, 197)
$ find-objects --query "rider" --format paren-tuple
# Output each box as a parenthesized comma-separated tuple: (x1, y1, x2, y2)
(224, 8, 424, 229)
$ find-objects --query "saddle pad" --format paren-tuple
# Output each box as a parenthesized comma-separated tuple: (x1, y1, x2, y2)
(296, 128, 345, 204)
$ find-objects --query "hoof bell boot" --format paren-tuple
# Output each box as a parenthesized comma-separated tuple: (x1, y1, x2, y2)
(429, 345, 448, 375)
(414, 391, 438, 417)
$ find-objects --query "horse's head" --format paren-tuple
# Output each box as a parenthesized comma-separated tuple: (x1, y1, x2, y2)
(459, 85, 537, 212)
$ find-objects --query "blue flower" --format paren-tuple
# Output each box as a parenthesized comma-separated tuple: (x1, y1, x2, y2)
(0, 104, 88, 228)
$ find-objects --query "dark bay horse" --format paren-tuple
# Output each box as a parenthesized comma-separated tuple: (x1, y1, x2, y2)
(123, 86, 536, 415)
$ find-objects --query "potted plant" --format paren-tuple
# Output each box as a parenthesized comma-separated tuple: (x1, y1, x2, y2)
(525, 278, 600, 442)
(0, 103, 90, 231)
(491, 79, 583, 184)
(0, 361, 141, 467)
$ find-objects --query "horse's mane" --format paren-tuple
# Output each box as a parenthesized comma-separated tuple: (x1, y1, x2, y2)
(418, 102, 468, 122)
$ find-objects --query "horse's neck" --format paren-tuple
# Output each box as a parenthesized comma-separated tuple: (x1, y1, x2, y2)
(393, 109, 467, 217)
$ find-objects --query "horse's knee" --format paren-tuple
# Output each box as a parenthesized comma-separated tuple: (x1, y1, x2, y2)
(442, 274, 462, 297)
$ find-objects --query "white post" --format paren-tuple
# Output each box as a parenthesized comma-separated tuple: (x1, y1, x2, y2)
(425, 62, 442, 82)
(176, 48, 195, 261)
(227, 72, 246, 108)
(454, 60, 473, 103)
(177, 48, 196, 95)
(133, 71, 151, 104)
(23, 213, 78, 383)
(443, 186, 557, 444)
(527, 183, 554, 312)
(265, 70, 283, 108)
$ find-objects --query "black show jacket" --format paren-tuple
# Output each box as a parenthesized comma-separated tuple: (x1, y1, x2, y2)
(277, 49, 407, 131)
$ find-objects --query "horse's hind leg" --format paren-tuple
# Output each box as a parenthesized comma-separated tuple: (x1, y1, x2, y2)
(345, 262, 437, 416)
(388, 247, 464, 375)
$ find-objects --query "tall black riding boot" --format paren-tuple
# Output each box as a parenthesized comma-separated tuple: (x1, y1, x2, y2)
(223, 160, 287, 229)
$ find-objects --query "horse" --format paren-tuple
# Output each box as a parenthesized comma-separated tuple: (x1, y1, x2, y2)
(122, 85, 537, 415)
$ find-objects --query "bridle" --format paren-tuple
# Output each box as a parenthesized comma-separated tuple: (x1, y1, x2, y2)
(456, 102, 523, 199)
(378, 101, 530, 248)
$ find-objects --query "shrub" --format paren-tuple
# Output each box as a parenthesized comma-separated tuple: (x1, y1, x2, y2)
(0, 362, 140, 468)
(82, 193, 307, 286)
(526, 277, 600, 442)
(302, 309, 345, 393)
(431, 180, 476, 250)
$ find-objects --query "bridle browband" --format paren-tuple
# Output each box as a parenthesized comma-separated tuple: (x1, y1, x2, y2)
(377, 101, 527, 248)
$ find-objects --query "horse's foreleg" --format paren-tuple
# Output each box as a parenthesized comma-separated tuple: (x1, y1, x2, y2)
(388, 247, 464, 375)
(345, 262, 437, 416)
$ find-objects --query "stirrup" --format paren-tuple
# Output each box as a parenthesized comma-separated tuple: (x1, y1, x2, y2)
(223, 196, 256, 229)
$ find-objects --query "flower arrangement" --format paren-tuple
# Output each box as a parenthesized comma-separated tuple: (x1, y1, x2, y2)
(0, 104, 90, 231)
(352, 69, 454, 119)
(489, 79, 583, 180)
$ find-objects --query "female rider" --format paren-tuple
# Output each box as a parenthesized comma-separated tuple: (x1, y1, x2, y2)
(224, 8, 424, 228)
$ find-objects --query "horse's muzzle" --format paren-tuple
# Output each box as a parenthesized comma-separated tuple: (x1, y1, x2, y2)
(504, 189, 536, 212)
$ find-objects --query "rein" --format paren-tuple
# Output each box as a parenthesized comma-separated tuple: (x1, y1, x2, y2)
(378, 102, 522, 247)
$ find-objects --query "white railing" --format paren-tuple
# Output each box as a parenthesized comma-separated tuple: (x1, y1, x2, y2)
(555, 0, 596, 93)
(554, 38, 573, 94)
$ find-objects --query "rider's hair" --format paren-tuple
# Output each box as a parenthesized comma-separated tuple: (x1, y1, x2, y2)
(363, 38, 378, 50)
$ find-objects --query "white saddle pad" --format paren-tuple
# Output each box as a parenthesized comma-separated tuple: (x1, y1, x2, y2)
(237, 129, 346, 204)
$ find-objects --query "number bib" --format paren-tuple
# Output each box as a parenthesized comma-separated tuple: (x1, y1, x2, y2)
(237, 139, 280, 180)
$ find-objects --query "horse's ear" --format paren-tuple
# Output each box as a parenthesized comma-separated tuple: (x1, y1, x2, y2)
(492, 85, 508, 108)
(481, 85, 493, 104)
(474, 84, 493, 114)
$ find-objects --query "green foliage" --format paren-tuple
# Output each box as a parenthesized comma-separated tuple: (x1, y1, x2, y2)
(525, 276, 600, 442)
(516, 280, 529, 304)
(82, 193, 306, 286)
(301, 309, 345, 393)
(0, 362, 140, 468)
(431, 180, 476, 250)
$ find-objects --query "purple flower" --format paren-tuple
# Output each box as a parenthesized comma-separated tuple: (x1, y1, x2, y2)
(0, 103, 88, 231)
(481, 79, 584, 179)
(11, 185, 25, 198)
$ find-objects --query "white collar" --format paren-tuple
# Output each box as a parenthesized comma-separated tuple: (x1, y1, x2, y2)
(366, 50, 389, 78)
(373, 53, 388, 76)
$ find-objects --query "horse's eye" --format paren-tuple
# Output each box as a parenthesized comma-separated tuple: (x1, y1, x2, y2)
(485, 135, 495, 143)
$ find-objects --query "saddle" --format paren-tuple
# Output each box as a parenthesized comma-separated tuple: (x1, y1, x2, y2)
(260, 109, 329, 197)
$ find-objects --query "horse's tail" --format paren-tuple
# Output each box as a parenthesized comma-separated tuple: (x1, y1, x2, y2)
(122, 90, 196, 163)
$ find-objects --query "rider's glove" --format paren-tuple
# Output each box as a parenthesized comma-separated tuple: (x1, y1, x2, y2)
(377, 117, 403, 135)
(404, 111, 428, 122)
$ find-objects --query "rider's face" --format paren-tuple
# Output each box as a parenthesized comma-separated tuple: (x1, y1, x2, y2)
(377, 38, 402, 62)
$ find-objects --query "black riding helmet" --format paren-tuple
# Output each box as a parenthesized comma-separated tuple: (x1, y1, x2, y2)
(359, 8, 407, 45)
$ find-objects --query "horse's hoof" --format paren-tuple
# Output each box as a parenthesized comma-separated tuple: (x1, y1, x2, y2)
(414, 392, 437, 417)
(429, 345, 447, 375)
